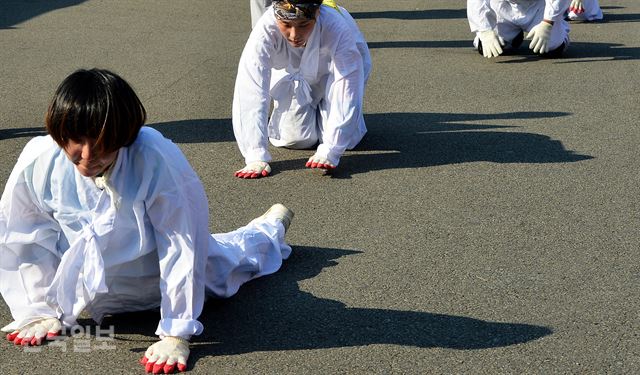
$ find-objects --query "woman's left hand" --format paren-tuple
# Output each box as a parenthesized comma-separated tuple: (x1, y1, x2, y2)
(305, 154, 336, 171)
(140, 336, 190, 373)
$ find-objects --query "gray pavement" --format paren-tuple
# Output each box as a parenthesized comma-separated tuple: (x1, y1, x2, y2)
(0, 0, 638, 373)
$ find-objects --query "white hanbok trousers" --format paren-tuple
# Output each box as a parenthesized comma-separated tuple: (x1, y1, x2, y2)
(205, 215, 291, 299)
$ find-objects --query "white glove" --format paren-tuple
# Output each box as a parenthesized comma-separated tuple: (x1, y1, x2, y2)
(234, 161, 271, 179)
(141, 336, 190, 374)
(4, 318, 61, 346)
(305, 154, 336, 170)
(527, 21, 553, 54)
(478, 30, 504, 58)
(569, 0, 584, 14)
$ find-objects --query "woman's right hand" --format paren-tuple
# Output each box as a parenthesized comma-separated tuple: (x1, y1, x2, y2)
(5, 317, 61, 346)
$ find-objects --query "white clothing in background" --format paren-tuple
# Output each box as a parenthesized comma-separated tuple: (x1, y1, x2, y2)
(467, 0, 571, 51)
(233, 5, 371, 167)
(567, 0, 603, 21)
(250, 0, 273, 28)
(0, 127, 290, 339)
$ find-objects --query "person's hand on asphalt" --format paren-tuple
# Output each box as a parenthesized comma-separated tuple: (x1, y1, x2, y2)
(527, 20, 553, 54)
(140, 336, 190, 374)
(569, 0, 585, 14)
(478, 30, 504, 58)
(305, 154, 336, 171)
(235, 161, 271, 179)
(4, 318, 61, 346)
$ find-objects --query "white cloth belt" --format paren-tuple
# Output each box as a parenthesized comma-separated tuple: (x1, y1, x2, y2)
(270, 72, 313, 107)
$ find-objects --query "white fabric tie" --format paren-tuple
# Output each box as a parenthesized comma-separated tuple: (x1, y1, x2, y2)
(94, 170, 121, 210)
(269, 72, 313, 107)
(45, 208, 113, 326)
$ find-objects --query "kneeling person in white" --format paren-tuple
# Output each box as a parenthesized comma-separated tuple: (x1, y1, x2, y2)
(233, 0, 371, 178)
(467, 0, 571, 58)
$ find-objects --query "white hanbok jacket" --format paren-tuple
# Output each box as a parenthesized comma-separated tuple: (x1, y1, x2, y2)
(233, 5, 371, 166)
(0, 127, 290, 339)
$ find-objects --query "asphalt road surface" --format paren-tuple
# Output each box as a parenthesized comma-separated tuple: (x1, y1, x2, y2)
(0, 1, 638, 373)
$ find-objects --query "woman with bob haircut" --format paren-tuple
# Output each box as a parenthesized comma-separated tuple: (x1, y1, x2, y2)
(0, 68, 294, 374)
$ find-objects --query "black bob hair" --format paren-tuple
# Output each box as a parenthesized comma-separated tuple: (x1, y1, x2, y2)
(45, 68, 146, 153)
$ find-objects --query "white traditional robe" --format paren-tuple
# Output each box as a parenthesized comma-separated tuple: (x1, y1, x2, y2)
(0, 127, 291, 339)
(467, 0, 571, 50)
(233, 5, 371, 166)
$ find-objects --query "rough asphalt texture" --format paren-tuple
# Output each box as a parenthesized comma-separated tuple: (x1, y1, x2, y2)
(0, 1, 638, 373)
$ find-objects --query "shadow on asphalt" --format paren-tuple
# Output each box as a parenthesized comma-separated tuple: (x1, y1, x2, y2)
(493, 41, 640, 63)
(0, 127, 47, 140)
(350, 9, 466, 20)
(150, 119, 234, 144)
(274, 111, 592, 178)
(594, 12, 640, 23)
(560, 41, 640, 61)
(91, 246, 551, 363)
(0, 0, 86, 29)
(367, 40, 469, 49)
(0, 120, 226, 142)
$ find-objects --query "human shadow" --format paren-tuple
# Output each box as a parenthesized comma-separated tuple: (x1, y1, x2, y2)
(596, 13, 640, 23)
(367, 40, 469, 49)
(0, 127, 47, 140)
(0, 0, 86, 29)
(148, 118, 235, 143)
(497, 42, 640, 63)
(351, 9, 466, 20)
(563, 42, 640, 61)
(95, 246, 551, 361)
(270, 111, 592, 178)
(0, 121, 219, 143)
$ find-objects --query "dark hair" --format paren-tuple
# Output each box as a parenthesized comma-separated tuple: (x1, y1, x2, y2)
(45, 68, 146, 153)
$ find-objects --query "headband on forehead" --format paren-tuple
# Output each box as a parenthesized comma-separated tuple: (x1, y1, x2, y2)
(273, 0, 322, 21)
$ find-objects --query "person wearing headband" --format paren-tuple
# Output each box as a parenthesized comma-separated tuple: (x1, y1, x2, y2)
(468, 0, 571, 58)
(233, 1, 371, 178)
(250, 0, 340, 28)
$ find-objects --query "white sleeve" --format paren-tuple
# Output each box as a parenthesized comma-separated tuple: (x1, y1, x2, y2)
(232, 29, 274, 164)
(339, 7, 371, 83)
(316, 30, 366, 165)
(0, 147, 61, 330)
(144, 145, 209, 339)
(545, 0, 571, 21)
(467, 0, 496, 33)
